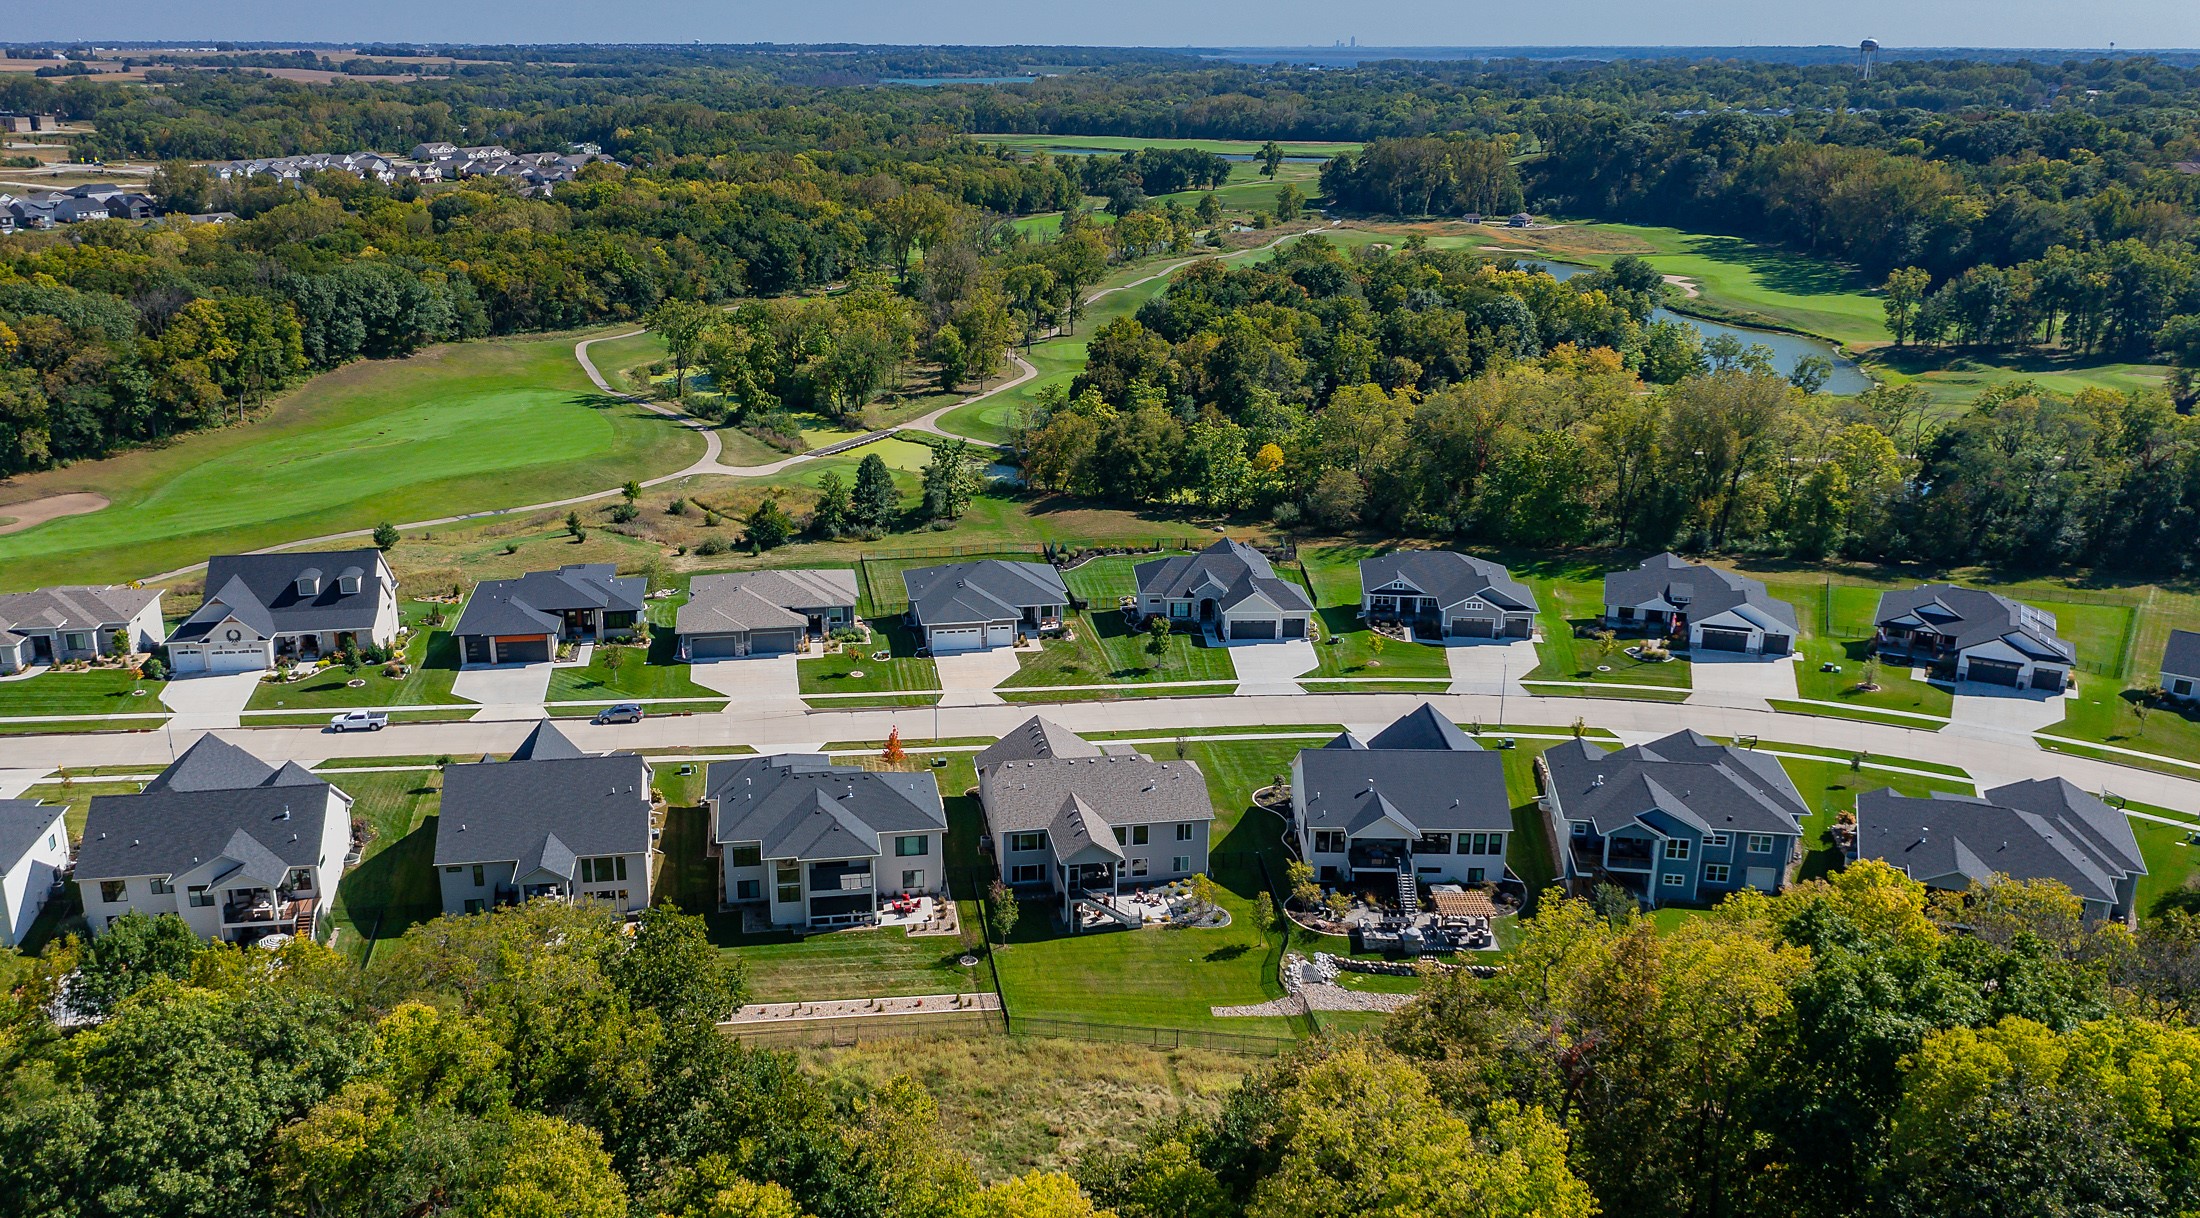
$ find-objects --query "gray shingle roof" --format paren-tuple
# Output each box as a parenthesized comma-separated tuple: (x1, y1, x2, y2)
(2163, 629, 2200, 679)
(453, 565, 644, 638)
(0, 800, 63, 872)
(0, 585, 160, 634)
(77, 748, 346, 881)
(1603, 553, 1798, 632)
(979, 754, 1213, 836)
(1854, 778, 2143, 906)
(707, 755, 946, 861)
(435, 749, 652, 868)
(510, 719, 587, 761)
(1298, 705, 1509, 836)
(904, 561, 1068, 627)
(170, 549, 390, 642)
(1542, 730, 1807, 839)
(1358, 551, 1536, 614)
(1135, 540, 1314, 614)
(1874, 584, 2074, 662)
(679, 569, 856, 637)
(974, 715, 1105, 772)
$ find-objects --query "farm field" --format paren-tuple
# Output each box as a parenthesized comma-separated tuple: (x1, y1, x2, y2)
(0, 327, 705, 589)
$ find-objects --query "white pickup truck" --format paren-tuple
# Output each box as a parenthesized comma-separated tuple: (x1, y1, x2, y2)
(327, 709, 390, 732)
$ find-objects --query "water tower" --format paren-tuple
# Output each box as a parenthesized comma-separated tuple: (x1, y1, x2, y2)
(1859, 38, 1881, 80)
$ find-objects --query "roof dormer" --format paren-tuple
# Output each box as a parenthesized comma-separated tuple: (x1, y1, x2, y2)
(337, 566, 364, 596)
(295, 568, 323, 597)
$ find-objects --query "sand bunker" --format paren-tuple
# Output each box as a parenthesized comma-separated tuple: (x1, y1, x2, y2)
(0, 492, 110, 535)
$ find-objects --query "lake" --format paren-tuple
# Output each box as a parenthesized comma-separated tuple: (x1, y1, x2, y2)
(1518, 258, 1874, 394)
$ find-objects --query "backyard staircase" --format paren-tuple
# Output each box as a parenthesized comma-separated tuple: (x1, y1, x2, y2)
(1395, 862, 1419, 912)
(1073, 896, 1141, 932)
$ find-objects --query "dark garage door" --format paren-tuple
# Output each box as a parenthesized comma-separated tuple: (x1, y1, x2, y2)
(1505, 617, 1532, 638)
(1230, 619, 1278, 640)
(1700, 628, 1751, 652)
(1968, 658, 2022, 686)
(462, 635, 492, 665)
(1762, 634, 1792, 656)
(1283, 618, 1307, 639)
(748, 628, 802, 655)
(1452, 617, 1496, 638)
(2032, 667, 2067, 692)
(494, 636, 552, 664)
(687, 633, 746, 660)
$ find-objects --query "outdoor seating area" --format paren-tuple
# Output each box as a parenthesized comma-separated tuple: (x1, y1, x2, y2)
(1350, 912, 1498, 954)
(874, 894, 960, 937)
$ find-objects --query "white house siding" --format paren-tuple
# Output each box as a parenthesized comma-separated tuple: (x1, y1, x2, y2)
(0, 812, 70, 948)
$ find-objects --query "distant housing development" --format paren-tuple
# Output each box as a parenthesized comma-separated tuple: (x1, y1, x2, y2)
(206, 143, 615, 197)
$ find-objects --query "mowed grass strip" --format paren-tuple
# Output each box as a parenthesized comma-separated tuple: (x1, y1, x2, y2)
(733, 929, 991, 1003)
(1297, 543, 1449, 680)
(327, 770, 445, 963)
(0, 668, 165, 719)
(0, 327, 706, 588)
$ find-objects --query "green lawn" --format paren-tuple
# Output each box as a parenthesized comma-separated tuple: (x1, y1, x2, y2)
(973, 134, 1361, 158)
(1761, 578, 1952, 721)
(2038, 676, 2200, 776)
(1000, 610, 1236, 689)
(326, 771, 445, 964)
(798, 618, 941, 696)
(1516, 556, 1693, 693)
(0, 327, 706, 588)
(1776, 757, 1974, 881)
(544, 634, 726, 704)
(2129, 805, 2200, 919)
(1585, 222, 1890, 348)
(1297, 543, 1450, 680)
(0, 668, 165, 720)
(1865, 346, 2170, 411)
(17, 779, 143, 840)
(245, 622, 466, 714)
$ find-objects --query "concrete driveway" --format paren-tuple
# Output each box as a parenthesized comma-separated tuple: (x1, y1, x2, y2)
(1947, 683, 2072, 742)
(1229, 639, 1318, 697)
(159, 670, 263, 730)
(452, 663, 553, 722)
(688, 653, 803, 708)
(934, 647, 1026, 707)
(1445, 638, 1539, 696)
(1688, 652, 1801, 710)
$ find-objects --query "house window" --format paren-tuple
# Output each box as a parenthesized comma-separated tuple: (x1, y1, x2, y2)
(1570, 822, 1590, 838)
(1664, 839, 1690, 860)
(581, 857, 629, 884)
(1703, 864, 1731, 885)
(1708, 832, 1729, 848)
(1176, 823, 1195, 841)
(99, 880, 127, 903)
(2177, 679, 2194, 696)
(901, 869, 925, 890)
(1171, 602, 1190, 619)
(730, 845, 762, 868)
(1662, 873, 1685, 887)
(1314, 830, 1347, 854)
(1009, 832, 1047, 853)
(47, 834, 57, 850)
(895, 835, 929, 857)
(1483, 833, 1504, 855)
(1130, 859, 1148, 877)
(150, 878, 174, 895)
(285, 867, 315, 893)
(1172, 856, 1191, 873)
(1467, 867, 1486, 883)
(473, 865, 486, 888)
(1618, 607, 1636, 621)
(1416, 833, 1452, 854)
(1747, 835, 1775, 855)
(1131, 825, 1149, 846)
(464, 899, 486, 914)
(729, 878, 758, 901)
(774, 861, 801, 905)
(1010, 864, 1045, 884)
(188, 885, 213, 908)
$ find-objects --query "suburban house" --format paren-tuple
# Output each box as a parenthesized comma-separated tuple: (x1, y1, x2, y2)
(1539, 730, 1808, 908)
(1290, 704, 1513, 908)
(1603, 553, 1798, 655)
(2160, 630, 2200, 704)
(676, 569, 857, 659)
(1852, 779, 2146, 925)
(451, 564, 645, 667)
(973, 714, 1105, 776)
(1873, 584, 2076, 691)
(1359, 550, 1537, 640)
(0, 800, 69, 950)
(980, 741, 1214, 922)
(166, 549, 398, 673)
(904, 560, 1069, 653)
(707, 755, 948, 929)
(74, 736, 353, 942)
(1134, 539, 1314, 641)
(433, 720, 653, 915)
(0, 585, 165, 674)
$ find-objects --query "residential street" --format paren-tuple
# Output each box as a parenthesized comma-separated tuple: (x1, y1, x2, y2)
(16, 689, 2200, 816)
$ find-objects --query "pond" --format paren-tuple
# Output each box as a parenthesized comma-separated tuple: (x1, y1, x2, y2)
(1516, 258, 1874, 394)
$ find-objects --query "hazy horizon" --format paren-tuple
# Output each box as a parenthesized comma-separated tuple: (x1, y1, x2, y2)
(10, 1, 2200, 54)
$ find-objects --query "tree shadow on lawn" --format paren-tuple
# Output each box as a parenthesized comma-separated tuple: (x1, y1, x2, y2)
(1866, 346, 2163, 378)
(2103, 688, 2200, 744)
(1681, 234, 1869, 299)
(340, 815, 441, 948)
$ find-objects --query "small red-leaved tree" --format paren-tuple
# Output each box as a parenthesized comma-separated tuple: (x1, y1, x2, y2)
(882, 726, 906, 765)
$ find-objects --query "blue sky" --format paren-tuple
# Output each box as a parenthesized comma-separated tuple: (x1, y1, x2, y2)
(14, 0, 2199, 50)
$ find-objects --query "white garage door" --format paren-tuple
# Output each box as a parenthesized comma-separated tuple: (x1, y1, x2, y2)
(985, 623, 1017, 647)
(204, 645, 267, 673)
(931, 627, 984, 654)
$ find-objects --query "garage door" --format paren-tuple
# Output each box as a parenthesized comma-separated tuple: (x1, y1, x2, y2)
(463, 635, 493, 665)
(1967, 658, 2022, 686)
(1505, 617, 1533, 638)
(494, 636, 552, 664)
(686, 634, 746, 660)
(1452, 617, 1495, 638)
(1762, 634, 1791, 656)
(931, 627, 984, 654)
(748, 628, 802, 656)
(1283, 618, 1307, 639)
(1230, 619, 1277, 640)
(2031, 667, 2068, 692)
(985, 623, 1017, 647)
(1700, 628, 1751, 652)
(204, 646, 266, 673)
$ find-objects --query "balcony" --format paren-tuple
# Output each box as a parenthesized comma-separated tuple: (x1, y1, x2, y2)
(1602, 840, 1654, 871)
(1348, 841, 1412, 871)
(222, 891, 312, 925)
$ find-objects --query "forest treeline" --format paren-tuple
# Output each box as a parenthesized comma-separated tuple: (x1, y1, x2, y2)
(7, 866, 2200, 1217)
(1013, 239, 2200, 575)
